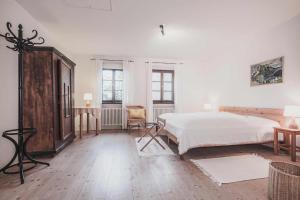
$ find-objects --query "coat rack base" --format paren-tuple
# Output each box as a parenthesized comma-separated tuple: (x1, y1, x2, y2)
(0, 128, 50, 184)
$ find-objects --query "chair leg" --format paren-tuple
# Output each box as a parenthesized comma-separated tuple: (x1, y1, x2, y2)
(128, 125, 131, 134)
(179, 155, 184, 160)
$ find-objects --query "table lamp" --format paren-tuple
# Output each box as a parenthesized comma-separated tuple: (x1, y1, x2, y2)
(284, 105, 300, 129)
(83, 93, 93, 107)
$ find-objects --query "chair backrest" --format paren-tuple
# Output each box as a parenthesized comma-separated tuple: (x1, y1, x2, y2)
(126, 105, 146, 120)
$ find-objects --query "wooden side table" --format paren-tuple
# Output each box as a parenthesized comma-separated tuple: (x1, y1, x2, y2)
(74, 107, 101, 139)
(273, 127, 300, 162)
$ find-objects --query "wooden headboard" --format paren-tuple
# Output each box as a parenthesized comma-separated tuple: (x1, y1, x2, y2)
(219, 106, 285, 126)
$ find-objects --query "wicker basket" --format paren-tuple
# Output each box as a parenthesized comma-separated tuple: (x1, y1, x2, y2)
(268, 162, 300, 200)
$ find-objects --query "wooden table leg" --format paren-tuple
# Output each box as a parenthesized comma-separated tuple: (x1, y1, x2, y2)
(291, 134, 296, 162)
(87, 113, 90, 133)
(96, 118, 99, 135)
(286, 133, 291, 155)
(79, 113, 82, 139)
(274, 129, 279, 155)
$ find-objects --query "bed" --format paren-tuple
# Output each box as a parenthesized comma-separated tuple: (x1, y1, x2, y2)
(158, 106, 284, 156)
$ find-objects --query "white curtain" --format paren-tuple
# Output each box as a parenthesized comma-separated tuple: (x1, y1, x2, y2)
(174, 63, 180, 112)
(146, 62, 153, 122)
(122, 60, 134, 129)
(95, 59, 103, 130)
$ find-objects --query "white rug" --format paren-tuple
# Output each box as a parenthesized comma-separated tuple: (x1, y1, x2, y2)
(191, 154, 270, 186)
(135, 137, 175, 157)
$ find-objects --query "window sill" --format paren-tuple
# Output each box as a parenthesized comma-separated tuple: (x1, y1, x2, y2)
(102, 103, 122, 108)
(102, 102, 122, 105)
(153, 102, 174, 105)
(153, 104, 175, 108)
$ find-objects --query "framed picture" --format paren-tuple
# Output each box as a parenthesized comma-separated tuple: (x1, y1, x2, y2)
(250, 57, 284, 86)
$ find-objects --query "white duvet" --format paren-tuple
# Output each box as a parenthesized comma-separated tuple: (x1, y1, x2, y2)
(159, 112, 279, 155)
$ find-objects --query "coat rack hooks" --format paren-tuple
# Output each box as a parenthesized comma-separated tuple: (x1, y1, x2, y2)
(0, 22, 49, 184)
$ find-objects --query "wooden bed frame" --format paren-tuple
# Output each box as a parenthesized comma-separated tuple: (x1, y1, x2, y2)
(159, 106, 285, 159)
(219, 106, 285, 126)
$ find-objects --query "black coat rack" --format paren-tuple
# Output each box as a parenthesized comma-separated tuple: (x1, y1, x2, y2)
(0, 22, 49, 184)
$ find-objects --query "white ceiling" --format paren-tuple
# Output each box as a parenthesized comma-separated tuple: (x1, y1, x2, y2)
(16, 0, 300, 59)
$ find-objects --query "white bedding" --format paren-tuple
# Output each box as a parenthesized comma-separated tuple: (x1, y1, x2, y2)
(159, 112, 279, 155)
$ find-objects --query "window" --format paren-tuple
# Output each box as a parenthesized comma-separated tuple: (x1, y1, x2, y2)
(152, 70, 174, 104)
(102, 69, 123, 104)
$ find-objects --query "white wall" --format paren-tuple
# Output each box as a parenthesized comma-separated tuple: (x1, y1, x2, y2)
(0, 0, 72, 169)
(73, 15, 300, 119)
(190, 15, 300, 109)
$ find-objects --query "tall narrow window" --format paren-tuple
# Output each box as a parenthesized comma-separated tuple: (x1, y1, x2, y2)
(102, 69, 123, 104)
(152, 70, 174, 104)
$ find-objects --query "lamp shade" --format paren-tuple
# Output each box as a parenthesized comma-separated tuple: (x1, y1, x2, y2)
(83, 93, 93, 101)
(203, 103, 212, 111)
(283, 105, 300, 117)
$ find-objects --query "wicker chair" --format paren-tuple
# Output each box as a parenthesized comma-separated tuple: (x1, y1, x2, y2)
(126, 105, 147, 133)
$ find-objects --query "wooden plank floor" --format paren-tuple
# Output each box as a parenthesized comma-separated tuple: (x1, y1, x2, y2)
(0, 131, 299, 200)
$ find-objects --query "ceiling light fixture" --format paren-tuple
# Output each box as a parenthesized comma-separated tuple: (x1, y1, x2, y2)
(62, 0, 112, 12)
(159, 24, 165, 36)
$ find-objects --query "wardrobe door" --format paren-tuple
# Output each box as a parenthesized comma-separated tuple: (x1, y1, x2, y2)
(58, 59, 73, 140)
(23, 50, 54, 153)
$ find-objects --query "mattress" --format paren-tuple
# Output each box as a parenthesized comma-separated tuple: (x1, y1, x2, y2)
(159, 112, 279, 155)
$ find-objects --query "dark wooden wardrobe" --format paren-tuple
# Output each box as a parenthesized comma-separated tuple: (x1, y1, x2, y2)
(23, 47, 75, 156)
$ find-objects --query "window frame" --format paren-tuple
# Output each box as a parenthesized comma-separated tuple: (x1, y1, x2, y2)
(102, 68, 123, 104)
(152, 69, 175, 104)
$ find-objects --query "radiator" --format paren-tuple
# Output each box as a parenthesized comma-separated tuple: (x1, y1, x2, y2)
(153, 107, 175, 121)
(101, 107, 122, 129)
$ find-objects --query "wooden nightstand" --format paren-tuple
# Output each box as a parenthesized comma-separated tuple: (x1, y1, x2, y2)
(273, 127, 300, 162)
